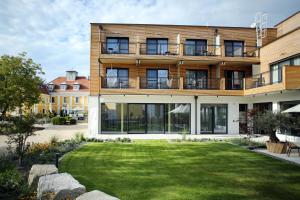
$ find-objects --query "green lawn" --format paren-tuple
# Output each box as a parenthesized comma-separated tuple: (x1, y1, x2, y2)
(59, 140, 300, 200)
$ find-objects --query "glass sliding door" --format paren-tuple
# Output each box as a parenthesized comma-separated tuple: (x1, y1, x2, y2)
(185, 70, 208, 89)
(166, 104, 191, 133)
(106, 68, 129, 88)
(128, 104, 146, 133)
(147, 69, 169, 89)
(101, 103, 127, 133)
(146, 104, 165, 133)
(147, 38, 168, 55)
(213, 105, 227, 134)
(201, 104, 227, 134)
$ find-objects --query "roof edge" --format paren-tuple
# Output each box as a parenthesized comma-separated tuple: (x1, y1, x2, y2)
(90, 22, 276, 30)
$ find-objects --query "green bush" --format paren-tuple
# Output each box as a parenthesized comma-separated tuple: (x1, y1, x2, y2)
(65, 116, 72, 121)
(0, 168, 23, 193)
(69, 118, 77, 125)
(52, 116, 66, 125)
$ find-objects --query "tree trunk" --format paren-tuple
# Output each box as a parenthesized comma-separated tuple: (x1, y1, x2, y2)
(269, 130, 280, 143)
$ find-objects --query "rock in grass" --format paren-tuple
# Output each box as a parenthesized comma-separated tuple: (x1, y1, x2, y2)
(76, 190, 120, 200)
(37, 173, 86, 200)
(28, 164, 58, 189)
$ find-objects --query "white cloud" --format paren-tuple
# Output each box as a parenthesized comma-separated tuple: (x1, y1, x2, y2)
(0, 0, 299, 81)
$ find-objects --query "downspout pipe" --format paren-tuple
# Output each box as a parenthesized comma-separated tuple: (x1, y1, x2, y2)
(194, 96, 198, 134)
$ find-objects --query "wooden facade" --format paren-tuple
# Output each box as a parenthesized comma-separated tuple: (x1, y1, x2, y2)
(90, 20, 300, 97)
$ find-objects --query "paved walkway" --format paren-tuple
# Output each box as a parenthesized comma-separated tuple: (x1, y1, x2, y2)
(254, 149, 300, 165)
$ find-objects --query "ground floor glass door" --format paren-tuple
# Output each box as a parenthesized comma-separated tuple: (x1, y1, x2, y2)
(128, 104, 146, 133)
(201, 104, 227, 134)
(146, 104, 165, 133)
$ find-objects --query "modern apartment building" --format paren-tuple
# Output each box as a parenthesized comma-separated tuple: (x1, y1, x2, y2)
(88, 11, 300, 137)
(46, 70, 89, 116)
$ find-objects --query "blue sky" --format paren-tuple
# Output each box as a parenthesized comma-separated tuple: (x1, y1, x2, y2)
(0, 0, 299, 82)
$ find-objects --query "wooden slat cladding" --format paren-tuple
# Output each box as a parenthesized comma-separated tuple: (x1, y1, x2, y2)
(275, 12, 300, 37)
(285, 66, 300, 89)
(90, 24, 100, 95)
(260, 28, 300, 73)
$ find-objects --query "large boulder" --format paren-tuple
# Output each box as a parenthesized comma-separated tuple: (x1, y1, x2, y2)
(76, 190, 120, 200)
(28, 164, 58, 189)
(37, 173, 86, 200)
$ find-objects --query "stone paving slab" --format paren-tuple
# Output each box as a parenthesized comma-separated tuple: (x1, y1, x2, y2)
(254, 149, 300, 165)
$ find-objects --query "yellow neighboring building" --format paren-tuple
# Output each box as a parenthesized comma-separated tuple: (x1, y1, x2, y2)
(47, 70, 89, 116)
(31, 85, 51, 114)
(31, 70, 89, 116)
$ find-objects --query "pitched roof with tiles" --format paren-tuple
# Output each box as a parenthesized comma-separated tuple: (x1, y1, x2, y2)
(49, 76, 90, 92)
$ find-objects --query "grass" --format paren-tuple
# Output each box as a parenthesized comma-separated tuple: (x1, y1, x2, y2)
(59, 140, 300, 200)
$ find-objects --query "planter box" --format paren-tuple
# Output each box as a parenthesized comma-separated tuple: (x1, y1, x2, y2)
(266, 141, 287, 154)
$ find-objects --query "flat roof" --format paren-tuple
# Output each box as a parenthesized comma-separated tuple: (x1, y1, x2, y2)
(91, 22, 276, 30)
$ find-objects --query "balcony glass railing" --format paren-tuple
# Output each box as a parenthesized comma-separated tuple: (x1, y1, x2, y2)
(225, 78, 244, 90)
(140, 77, 179, 89)
(101, 42, 136, 54)
(184, 78, 221, 89)
(184, 44, 221, 56)
(102, 76, 130, 88)
(140, 43, 179, 55)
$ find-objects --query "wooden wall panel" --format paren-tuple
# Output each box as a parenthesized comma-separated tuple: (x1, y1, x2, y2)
(260, 28, 300, 73)
(275, 12, 300, 37)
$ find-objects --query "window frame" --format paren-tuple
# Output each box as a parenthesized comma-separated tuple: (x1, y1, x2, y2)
(224, 40, 244, 57)
(106, 37, 129, 54)
(146, 38, 168, 55)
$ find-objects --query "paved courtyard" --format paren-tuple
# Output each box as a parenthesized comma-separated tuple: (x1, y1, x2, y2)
(0, 123, 88, 154)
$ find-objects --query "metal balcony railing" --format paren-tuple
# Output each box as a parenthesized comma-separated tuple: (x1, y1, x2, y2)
(101, 42, 136, 54)
(140, 77, 180, 89)
(225, 78, 244, 90)
(183, 44, 221, 56)
(101, 76, 130, 88)
(139, 43, 179, 55)
(184, 78, 221, 90)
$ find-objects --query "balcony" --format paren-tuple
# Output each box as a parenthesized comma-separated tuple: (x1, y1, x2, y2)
(183, 44, 221, 56)
(184, 78, 221, 90)
(140, 43, 179, 55)
(101, 76, 131, 89)
(140, 77, 180, 89)
(101, 42, 136, 54)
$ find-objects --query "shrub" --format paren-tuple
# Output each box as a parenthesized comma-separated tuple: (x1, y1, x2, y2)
(69, 118, 77, 125)
(0, 154, 15, 171)
(52, 116, 66, 125)
(65, 116, 72, 121)
(74, 133, 85, 142)
(0, 168, 23, 193)
(50, 136, 59, 145)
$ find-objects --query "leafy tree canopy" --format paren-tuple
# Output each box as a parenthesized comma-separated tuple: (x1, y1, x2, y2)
(0, 53, 44, 117)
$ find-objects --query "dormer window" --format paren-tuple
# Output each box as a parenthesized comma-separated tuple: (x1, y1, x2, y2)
(48, 83, 54, 91)
(73, 82, 80, 91)
(60, 82, 67, 90)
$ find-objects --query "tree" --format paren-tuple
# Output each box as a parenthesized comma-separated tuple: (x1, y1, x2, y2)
(252, 110, 298, 143)
(1, 114, 39, 165)
(0, 53, 44, 118)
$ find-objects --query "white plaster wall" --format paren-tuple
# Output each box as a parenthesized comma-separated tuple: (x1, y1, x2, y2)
(277, 133, 300, 144)
(88, 96, 100, 137)
(89, 91, 300, 136)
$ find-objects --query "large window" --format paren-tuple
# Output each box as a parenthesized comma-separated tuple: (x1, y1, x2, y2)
(185, 70, 208, 89)
(201, 104, 227, 134)
(147, 38, 168, 55)
(101, 103, 127, 133)
(106, 68, 129, 88)
(106, 37, 129, 54)
(185, 39, 207, 56)
(146, 69, 169, 89)
(101, 103, 191, 133)
(224, 40, 244, 57)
